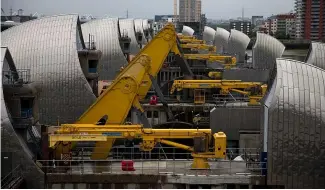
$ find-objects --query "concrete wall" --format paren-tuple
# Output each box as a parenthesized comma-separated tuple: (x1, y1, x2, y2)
(210, 106, 262, 140)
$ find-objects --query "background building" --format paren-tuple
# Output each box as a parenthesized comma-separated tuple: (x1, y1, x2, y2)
(251, 16, 264, 26)
(229, 20, 252, 36)
(295, 0, 325, 40)
(264, 16, 277, 35)
(179, 0, 201, 22)
(276, 13, 295, 38)
(154, 15, 174, 22)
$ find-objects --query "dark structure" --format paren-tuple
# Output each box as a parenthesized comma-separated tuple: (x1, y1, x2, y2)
(154, 15, 174, 22)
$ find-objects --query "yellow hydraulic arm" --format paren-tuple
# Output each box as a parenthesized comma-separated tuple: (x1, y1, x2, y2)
(170, 80, 268, 104)
(183, 54, 237, 69)
(180, 43, 217, 53)
(179, 38, 205, 44)
(48, 124, 227, 169)
(177, 34, 195, 39)
(52, 23, 188, 160)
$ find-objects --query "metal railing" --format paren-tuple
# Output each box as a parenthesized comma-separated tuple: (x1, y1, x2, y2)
(1, 165, 23, 189)
(39, 147, 265, 176)
(2, 69, 31, 85)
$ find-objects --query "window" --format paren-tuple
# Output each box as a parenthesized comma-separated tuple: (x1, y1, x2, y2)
(147, 111, 152, 118)
(153, 111, 159, 118)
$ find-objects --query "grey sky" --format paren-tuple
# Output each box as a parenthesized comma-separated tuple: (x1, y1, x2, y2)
(2, 0, 295, 19)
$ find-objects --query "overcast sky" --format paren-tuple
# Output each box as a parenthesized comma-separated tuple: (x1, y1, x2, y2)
(2, 0, 295, 20)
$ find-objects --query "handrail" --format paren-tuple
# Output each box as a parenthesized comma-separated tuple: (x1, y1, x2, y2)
(1, 165, 23, 189)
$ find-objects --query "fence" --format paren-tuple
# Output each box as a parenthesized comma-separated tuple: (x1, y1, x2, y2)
(38, 146, 266, 176)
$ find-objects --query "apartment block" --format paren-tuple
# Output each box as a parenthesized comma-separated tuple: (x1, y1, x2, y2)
(229, 20, 252, 35)
(179, 0, 202, 22)
(295, 0, 325, 40)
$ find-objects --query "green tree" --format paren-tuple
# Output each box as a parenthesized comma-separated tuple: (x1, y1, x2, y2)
(275, 31, 287, 39)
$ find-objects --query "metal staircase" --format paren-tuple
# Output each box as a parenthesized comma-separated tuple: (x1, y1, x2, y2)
(1, 165, 24, 189)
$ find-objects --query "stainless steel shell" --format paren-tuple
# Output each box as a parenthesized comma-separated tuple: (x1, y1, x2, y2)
(264, 58, 325, 188)
(227, 29, 250, 63)
(119, 19, 140, 55)
(134, 19, 148, 46)
(214, 27, 230, 54)
(252, 33, 285, 69)
(1, 15, 96, 125)
(306, 42, 325, 70)
(1, 47, 43, 188)
(81, 18, 128, 80)
(142, 19, 152, 41)
(182, 25, 195, 36)
(202, 26, 216, 45)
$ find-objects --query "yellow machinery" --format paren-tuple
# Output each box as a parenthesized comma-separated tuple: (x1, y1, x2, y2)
(208, 71, 223, 79)
(180, 43, 217, 53)
(49, 23, 226, 169)
(177, 34, 196, 39)
(183, 54, 237, 69)
(179, 38, 205, 44)
(48, 124, 226, 169)
(170, 80, 268, 105)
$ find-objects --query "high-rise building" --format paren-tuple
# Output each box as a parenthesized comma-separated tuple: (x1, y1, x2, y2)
(229, 20, 252, 35)
(179, 0, 202, 22)
(295, 0, 325, 40)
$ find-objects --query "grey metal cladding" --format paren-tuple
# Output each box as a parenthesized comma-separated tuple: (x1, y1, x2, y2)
(119, 18, 140, 55)
(134, 19, 148, 45)
(252, 33, 285, 69)
(222, 68, 270, 83)
(214, 27, 230, 54)
(82, 18, 128, 80)
(202, 26, 216, 45)
(182, 25, 195, 36)
(306, 42, 325, 70)
(227, 29, 250, 63)
(1, 14, 96, 125)
(142, 19, 152, 41)
(1, 47, 44, 188)
(266, 58, 325, 188)
(210, 106, 263, 140)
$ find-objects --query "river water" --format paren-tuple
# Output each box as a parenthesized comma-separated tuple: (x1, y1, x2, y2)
(246, 49, 309, 62)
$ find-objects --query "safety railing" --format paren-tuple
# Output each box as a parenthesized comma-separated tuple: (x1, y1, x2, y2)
(1, 165, 23, 189)
(40, 159, 266, 177)
(40, 146, 266, 176)
(142, 94, 252, 106)
(70, 146, 261, 160)
(2, 69, 31, 85)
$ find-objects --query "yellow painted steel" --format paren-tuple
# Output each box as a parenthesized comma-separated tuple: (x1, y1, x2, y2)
(159, 139, 194, 152)
(170, 80, 267, 105)
(180, 44, 217, 53)
(116, 23, 179, 100)
(50, 23, 230, 165)
(53, 23, 180, 160)
(177, 35, 195, 39)
(49, 124, 226, 169)
(179, 38, 205, 44)
(183, 54, 237, 68)
(208, 71, 222, 79)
